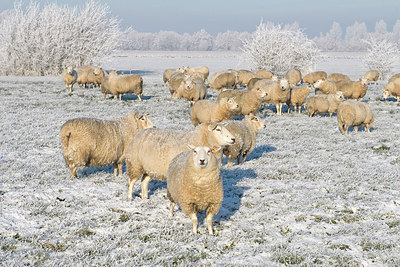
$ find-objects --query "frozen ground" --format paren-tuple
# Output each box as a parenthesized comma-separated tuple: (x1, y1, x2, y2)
(1, 51, 400, 266)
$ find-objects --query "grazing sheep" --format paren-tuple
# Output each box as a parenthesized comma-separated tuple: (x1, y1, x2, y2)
(108, 72, 143, 101)
(337, 100, 374, 134)
(190, 98, 239, 126)
(255, 70, 278, 80)
(328, 73, 351, 82)
(62, 66, 77, 92)
(285, 69, 302, 86)
(314, 78, 337, 94)
(60, 112, 154, 178)
(167, 145, 222, 235)
(363, 70, 379, 84)
(221, 115, 266, 166)
(173, 76, 207, 107)
(209, 71, 237, 90)
(382, 78, 400, 101)
(217, 87, 267, 116)
(306, 91, 344, 117)
(257, 79, 290, 115)
(76, 65, 95, 88)
(302, 71, 327, 84)
(183, 66, 210, 81)
(167, 72, 185, 96)
(236, 70, 256, 87)
(286, 84, 313, 113)
(163, 68, 176, 83)
(335, 78, 368, 100)
(388, 73, 400, 83)
(125, 123, 236, 200)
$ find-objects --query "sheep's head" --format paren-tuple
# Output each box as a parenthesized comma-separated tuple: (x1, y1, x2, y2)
(360, 78, 369, 86)
(335, 91, 344, 101)
(184, 79, 194, 90)
(187, 145, 221, 169)
(313, 79, 324, 88)
(223, 98, 240, 112)
(206, 123, 235, 145)
(134, 113, 154, 129)
(66, 66, 74, 75)
(382, 87, 390, 99)
(271, 74, 279, 81)
(254, 87, 268, 99)
(245, 115, 266, 130)
(94, 68, 103, 76)
(279, 78, 290, 90)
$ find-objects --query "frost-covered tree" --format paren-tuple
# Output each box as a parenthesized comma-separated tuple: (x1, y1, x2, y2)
(393, 20, 400, 46)
(152, 31, 182, 50)
(314, 22, 343, 51)
(215, 30, 249, 51)
(344, 21, 368, 51)
(191, 29, 213, 51)
(363, 36, 399, 80)
(0, 1, 121, 76)
(241, 21, 319, 75)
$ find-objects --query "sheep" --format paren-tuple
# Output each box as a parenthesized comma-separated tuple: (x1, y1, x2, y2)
(388, 73, 400, 83)
(209, 70, 237, 90)
(76, 65, 95, 88)
(335, 78, 368, 100)
(306, 91, 344, 117)
(221, 115, 266, 166)
(217, 86, 268, 116)
(183, 66, 210, 81)
(313, 78, 337, 94)
(173, 76, 207, 107)
(87, 67, 104, 88)
(285, 69, 302, 86)
(167, 145, 222, 235)
(108, 71, 143, 101)
(255, 69, 278, 80)
(167, 72, 185, 96)
(337, 100, 374, 134)
(236, 70, 256, 87)
(247, 76, 279, 90)
(125, 122, 236, 200)
(257, 78, 290, 115)
(302, 71, 327, 84)
(190, 97, 239, 126)
(163, 68, 176, 84)
(62, 66, 77, 92)
(363, 70, 379, 84)
(286, 84, 313, 113)
(60, 112, 154, 178)
(328, 73, 350, 82)
(382, 78, 400, 101)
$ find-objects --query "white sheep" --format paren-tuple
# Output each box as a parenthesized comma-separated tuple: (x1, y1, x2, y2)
(314, 78, 337, 94)
(167, 72, 185, 97)
(258, 78, 290, 115)
(209, 70, 237, 90)
(236, 70, 256, 87)
(247, 76, 279, 90)
(337, 100, 374, 134)
(125, 123, 236, 200)
(87, 67, 104, 88)
(306, 91, 344, 117)
(335, 78, 368, 100)
(173, 76, 207, 107)
(76, 65, 95, 88)
(302, 71, 327, 84)
(286, 84, 313, 113)
(108, 71, 143, 101)
(255, 69, 278, 80)
(163, 68, 176, 84)
(167, 145, 222, 235)
(285, 69, 302, 86)
(190, 97, 239, 126)
(382, 78, 400, 101)
(62, 66, 77, 92)
(221, 115, 266, 166)
(183, 66, 210, 81)
(363, 70, 379, 84)
(60, 112, 154, 178)
(328, 73, 350, 82)
(389, 73, 400, 83)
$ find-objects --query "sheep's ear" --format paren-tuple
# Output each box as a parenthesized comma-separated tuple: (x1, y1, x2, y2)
(186, 144, 196, 150)
(211, 146, 221, 153)
(135, 114, 140, 119)
(208, 124, 216, 131)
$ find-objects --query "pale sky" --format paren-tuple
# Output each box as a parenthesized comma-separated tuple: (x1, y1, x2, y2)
(0, 0, 399, 37)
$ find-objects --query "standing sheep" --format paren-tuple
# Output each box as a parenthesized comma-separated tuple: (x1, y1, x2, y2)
(108, 72, 143, 101)
(62, 66, 77, 92)
(363, 70, 379, 84)
(100, 71, 117, 99)
(302, 71, 327, 84)
(76, 65, 95, 88)
(60, 112, 154, 178)
(286, 84, 313, 113)
(217, 87, 267, 116)
(328, 73, 351, 82)
(87, 67, 105, 88)
(336, 78, 368, 100)
(337, 100, 374, 134)
(209, 71, 237, 90)
(306, 91, 344, 117)
(190, 98, 239, 126)
(163, 68, 176, 84)
(167, 145, 222, 235)
(221, 115, 266, 166)
(314, 78, 337, 94)
(167, 72, 185, 97)
(236, 70, 256, 87)
(285, 69, 302, 86)
(382, 78, 400, 101)
(183, 66, 210, 81)
(257, 79, 290, 115)
(125, 123, 236, 200)
(173, 76, 207, 107)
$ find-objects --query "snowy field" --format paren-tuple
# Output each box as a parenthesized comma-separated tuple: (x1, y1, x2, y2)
(1, 51, 400, 266)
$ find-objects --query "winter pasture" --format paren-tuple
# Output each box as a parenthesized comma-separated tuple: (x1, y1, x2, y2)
(1, 51, 400, 266)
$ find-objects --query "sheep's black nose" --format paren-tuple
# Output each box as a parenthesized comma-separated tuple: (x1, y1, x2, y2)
(200, 159, 206, 165)
(231, 138, 235, 143)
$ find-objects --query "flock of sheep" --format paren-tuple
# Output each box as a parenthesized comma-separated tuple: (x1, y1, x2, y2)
(60, 63, 400, 234)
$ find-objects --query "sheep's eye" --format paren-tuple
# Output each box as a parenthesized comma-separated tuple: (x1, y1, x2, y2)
(228, 99, 232, 103)
(215, 127, 221, 132)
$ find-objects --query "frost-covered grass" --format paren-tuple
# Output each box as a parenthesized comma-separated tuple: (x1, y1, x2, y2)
(1, 51, 400, 266)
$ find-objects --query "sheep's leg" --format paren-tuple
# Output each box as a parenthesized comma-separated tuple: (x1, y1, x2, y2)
(141, 174, 151, 199)
(113, 163, 118, 176)
(127, 167, 142, 200)
(206, 212, 214, 235)
(119, 94, 122, 101)
(338, 123, 345, 134)
(189, 213, 198, 234)
(169, 202, 175, 216)
(287, 106, 291, 114)
(70, 165, 78, 178)
(236, 156, 240, 165)
(118, 163, 123, 176)
(113, 94, 117, 100)
(138, 94, 142, 101)
(242, 154, 247, 164)
(329, 112, 333, 117)
(354, 125, 359, 132)
(344, 125, 349, 135)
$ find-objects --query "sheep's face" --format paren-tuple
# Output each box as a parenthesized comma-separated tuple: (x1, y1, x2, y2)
(335, 91, 344, 101)
(66, 67, 74, 75)
(184, 80, 194, 90)
(207, 124, 235, 145)
(271, 75, 279, 81)
(134, 114, 154, 129)
(255, 87, 268, 99)
(246, 115, 266, 130)
(314, 79, 323, 88)
(279, 79, 290, 90)
(382, 88, 390, 99)
(226, 98, 240, 111)
(94, 68, 102, 76)
(187, 145, 221, 169)
(360, 78, 369, 86)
